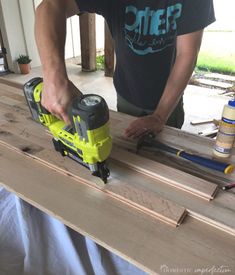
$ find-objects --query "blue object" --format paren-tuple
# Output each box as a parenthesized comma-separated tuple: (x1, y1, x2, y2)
(178, 151, 233, 174)
(144, 137, 234, 174)
(149, 139, 233, 174)
(228, 100, 235, 107)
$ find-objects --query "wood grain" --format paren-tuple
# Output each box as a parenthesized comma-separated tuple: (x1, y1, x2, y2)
(110, 111, 235, 186)
(1, 81, 235, 273)
(0, 139, 187, 227)
(1, 142, 235, 274)
(111, 147, 218, 201)
(0, 82, 234, 234)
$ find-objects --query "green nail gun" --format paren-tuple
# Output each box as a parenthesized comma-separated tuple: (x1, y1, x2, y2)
(23, 77, 112, 183)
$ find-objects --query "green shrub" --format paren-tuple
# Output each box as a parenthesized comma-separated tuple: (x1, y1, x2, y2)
(96, 55, 104, 70)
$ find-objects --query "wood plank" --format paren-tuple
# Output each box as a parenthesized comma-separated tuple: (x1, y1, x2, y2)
(0, 139, 187, 227)
(111, 147, 218, 201)
(0, 83, 225, 191)
(104, 180, 187, 227)
(0, 77, 23, 89)
(110, 111, 235, 187)
(1, 78, 233, 175)
(0, 82, 234, 234)
(0, 84, 187, 231)
(79, 13, 96, 72)
(1, 81, 235, 272)
(1, 143, 235, 274)
(0, 117, 235, 235)
(190, 119, 215, 125)
(0, 95, 21, 106)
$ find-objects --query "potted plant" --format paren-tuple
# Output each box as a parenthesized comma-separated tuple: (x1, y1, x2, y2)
(16, 54, 32, 74)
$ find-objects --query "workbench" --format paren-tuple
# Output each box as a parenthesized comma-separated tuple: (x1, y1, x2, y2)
(0, 81, 235, 274)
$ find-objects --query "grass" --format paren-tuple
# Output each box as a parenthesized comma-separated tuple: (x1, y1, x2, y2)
(196, 31, 235, 75)
(196, 52, 235, 75)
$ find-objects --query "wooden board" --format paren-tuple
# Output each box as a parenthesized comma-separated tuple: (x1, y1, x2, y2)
(1, 143, 235, 274)
(1, 81, 235, 273)
(0, 139, 187, 227)
(111, 147, 218, 201)
(1, 78, 235, 184)
(0, 82, 234, 234)
(0, 81, 219, 204)
(110, 111, 235, 187)
(0, 82, 235, 234)
(1, 126, 235, 235)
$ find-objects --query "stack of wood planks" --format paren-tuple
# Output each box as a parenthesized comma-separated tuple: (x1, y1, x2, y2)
(0, 81, 235, 274)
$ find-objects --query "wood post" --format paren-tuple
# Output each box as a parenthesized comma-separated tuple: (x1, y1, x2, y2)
(79, 15, 114, 76)
(0, 27, 8, 72)
(104, 21, 114, 77)
(79, 13, 96, 72)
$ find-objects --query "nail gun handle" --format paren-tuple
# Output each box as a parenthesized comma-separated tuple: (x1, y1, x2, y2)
(179, 151, 234, 174)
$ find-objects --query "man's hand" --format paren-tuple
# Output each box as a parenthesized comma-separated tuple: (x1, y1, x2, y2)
(41, 79, 82, 124)
(124, 114, 164, 139)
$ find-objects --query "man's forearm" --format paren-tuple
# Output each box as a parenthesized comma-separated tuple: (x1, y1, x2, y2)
(153, 30, 203, 124)
(35, 1, 69, 82)
(34, 0, 81, 123)
(153, 52, 197, 123)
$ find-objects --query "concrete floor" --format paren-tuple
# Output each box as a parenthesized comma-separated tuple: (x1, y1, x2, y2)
(0, 62, 229, 135)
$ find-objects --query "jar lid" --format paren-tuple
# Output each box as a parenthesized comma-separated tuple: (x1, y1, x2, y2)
(228, 100, 235, 107)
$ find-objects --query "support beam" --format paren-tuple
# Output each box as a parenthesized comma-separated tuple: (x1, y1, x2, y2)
(104, 21, 114, 77)
(79, 13, 96, 72)
(0, 27, 8, 72)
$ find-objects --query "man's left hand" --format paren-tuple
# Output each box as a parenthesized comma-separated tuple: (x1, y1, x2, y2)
(124, 114, 164, 139)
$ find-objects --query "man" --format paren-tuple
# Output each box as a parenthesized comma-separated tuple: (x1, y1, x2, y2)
(35, 0, 215, 139)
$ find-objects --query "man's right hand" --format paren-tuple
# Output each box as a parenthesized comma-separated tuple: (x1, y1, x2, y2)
(41, 78, 82, 124)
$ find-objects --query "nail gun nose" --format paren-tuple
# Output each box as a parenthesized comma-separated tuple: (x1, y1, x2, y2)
(91, 162, 110, 184)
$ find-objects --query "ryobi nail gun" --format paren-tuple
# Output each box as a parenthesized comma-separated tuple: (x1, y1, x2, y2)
(23, 77, 112, 183)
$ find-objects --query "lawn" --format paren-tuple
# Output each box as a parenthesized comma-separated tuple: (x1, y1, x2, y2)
(196, 31, 235, 75)
(197, 52, 235, 75)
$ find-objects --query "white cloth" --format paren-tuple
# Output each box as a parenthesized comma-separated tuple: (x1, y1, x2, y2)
(0, 187, 147, 275)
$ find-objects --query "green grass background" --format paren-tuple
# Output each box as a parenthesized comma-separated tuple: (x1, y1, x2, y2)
(197, 52, 235, 75)
(196, 31, 235, 75)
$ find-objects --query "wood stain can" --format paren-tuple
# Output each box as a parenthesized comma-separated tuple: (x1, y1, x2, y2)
(213, 100, 235, 158)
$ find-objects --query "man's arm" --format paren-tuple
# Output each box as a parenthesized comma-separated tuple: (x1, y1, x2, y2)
(125, 30, 203, 138)
(35, 0, 80, 124)
(153, 30, 203, 124)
